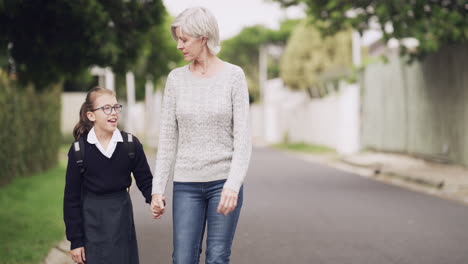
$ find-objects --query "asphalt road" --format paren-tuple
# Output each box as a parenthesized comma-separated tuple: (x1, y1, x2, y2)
(131, 147, 468, 264)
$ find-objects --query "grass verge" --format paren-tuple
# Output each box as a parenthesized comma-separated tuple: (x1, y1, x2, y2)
(0, 161, 66, 264)
(272, 142, 335, 154)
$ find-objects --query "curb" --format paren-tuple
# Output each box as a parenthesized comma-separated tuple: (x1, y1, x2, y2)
(43, 239, 73, 264)
(339, 157, 445, 189)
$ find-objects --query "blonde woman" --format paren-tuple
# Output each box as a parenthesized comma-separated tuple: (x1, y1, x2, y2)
(150, 7, 252, 264)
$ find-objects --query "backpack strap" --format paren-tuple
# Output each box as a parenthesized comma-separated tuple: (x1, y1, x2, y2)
(121, 131, 136, 193)
(73, 132, 135, 176)
(73, 137, 86, 175)
(121, 131, 136, 160)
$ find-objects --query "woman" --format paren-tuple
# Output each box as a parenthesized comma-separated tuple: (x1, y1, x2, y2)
(150, 6, 252, 264)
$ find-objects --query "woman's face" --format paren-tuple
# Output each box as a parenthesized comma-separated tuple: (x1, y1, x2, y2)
(175, 27, 206, 61)
(87, 93, 119, 134)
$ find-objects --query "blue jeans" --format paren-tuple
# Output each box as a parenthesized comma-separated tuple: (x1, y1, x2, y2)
(172, 179, 243, 264)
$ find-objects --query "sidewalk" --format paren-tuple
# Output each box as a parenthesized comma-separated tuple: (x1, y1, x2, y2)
(340, 152, 468, 193)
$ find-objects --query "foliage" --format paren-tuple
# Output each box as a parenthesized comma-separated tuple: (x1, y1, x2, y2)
(62, 70, 96, 92)
(280, 20, 352, 97)
(0, 0, 166, 90)
(272, 0, 468, 59)
(0, 71, 61, 185)
(219, 19, 300, 102)
(129, 13, 183, 101)
(220, 26, 269, 102)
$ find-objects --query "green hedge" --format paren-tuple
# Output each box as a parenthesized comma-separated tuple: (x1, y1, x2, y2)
(0, 71, 61, 186)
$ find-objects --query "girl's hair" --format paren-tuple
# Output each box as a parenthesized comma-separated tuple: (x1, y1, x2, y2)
(73, 86, 115, 140)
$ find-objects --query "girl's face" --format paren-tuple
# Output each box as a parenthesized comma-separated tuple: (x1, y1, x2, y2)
(175, 27, 206, 61)
(87, 93, 119, 134)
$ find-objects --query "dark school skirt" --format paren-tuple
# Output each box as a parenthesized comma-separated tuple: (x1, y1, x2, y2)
(82, 190, 139, 264)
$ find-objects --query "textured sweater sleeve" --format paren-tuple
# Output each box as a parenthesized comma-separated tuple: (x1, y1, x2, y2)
(152, 72, 178, 195)
(63, 146, 84, 250)
(224, 68, 252, 192)
(131, 136, 153, 203)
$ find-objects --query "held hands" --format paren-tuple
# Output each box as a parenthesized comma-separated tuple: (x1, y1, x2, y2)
(71, 247, 86, 264)
(151, 194, 166, 219)
(217, 188, 238, 215)
(151, 189, 238, 218)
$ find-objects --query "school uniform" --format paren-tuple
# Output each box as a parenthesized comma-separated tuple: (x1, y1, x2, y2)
(63, 128, 152, 264)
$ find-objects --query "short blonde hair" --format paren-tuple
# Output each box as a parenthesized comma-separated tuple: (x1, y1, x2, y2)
(171, 7, 221, 55)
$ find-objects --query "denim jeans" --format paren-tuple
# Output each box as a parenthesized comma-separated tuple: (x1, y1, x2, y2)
(172, 179, 243, 264)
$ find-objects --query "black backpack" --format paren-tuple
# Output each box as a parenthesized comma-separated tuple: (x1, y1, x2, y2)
(73, 131, 136, 175)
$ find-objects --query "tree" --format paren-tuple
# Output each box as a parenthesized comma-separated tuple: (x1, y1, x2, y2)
(0, 0, 166, 90)
(220, 26, 270, 102)
(280, 20, 352, 97)
(272, 0, 468, 59)
(125, 13, 183, 101)
(219, 19, 300, 102)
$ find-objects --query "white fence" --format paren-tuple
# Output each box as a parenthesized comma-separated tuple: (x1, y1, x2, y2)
(61, 92, 86, 136)
(361, 44, 468, 165)
(252, 78, 360, 154)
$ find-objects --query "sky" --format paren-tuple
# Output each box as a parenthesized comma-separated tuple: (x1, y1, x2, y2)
(162, 0, 306, 40)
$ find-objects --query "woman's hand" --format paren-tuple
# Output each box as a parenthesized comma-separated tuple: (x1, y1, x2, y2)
(70, 247, 86, 263)
(151, 194, 166, 219)
(217, 188, 238, 215)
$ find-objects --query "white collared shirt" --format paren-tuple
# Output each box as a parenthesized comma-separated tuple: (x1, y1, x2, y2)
(87, 127, 123, 158)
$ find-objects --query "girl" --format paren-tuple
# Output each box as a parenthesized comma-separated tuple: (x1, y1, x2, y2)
(64, 86, 153, 264)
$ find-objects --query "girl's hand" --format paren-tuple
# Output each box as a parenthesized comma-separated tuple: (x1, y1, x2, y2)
(217, 188, 238, 215)
(70, 247, 85, 263)
(151, 194, 166, 219)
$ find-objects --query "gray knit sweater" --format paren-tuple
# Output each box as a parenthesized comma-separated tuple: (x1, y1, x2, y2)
(152, 62, 252, 194)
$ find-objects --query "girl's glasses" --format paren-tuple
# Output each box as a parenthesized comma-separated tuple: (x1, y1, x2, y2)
(91, 104, 123, 115)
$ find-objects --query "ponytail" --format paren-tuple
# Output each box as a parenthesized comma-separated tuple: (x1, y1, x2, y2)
(73, 101, 94, 140)
(72, 86, 115, 140)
